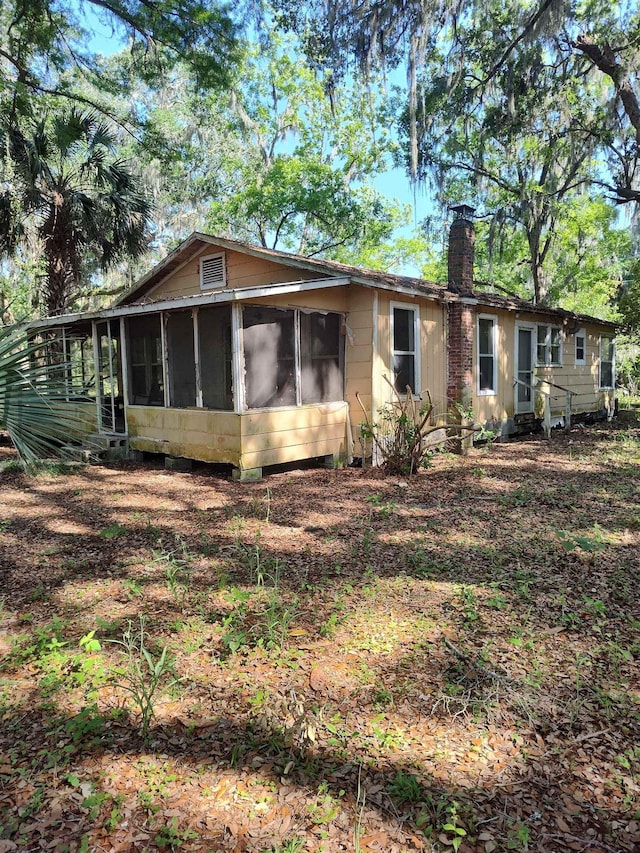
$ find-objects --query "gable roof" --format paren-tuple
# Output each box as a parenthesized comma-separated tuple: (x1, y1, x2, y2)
(115, 231, 616, 330)
(116, 232, 449, 306)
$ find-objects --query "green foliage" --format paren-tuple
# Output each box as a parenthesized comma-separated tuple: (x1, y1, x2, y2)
(0, 0, 239, 114)
(0, 326, 87, 462)
(387, 771, 423, 804)
(0, 109, 151, 315)
(155, 817, 198, 849)
(359, 390, 438, 475)
(109, 617, 174, 738)
(99, 524, 127, 540)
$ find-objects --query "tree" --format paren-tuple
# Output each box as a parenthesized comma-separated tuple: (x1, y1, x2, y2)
(204, 30, 406, 260)
(403, 15, 604, 303)
(0, 108, 151, 315)
(271, 1, 640, 304)
(0, 0, 240, 122)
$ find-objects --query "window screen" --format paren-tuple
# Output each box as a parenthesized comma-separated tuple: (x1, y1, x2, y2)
(199, 306, 233, 410)
(166, 311, 196, 408)
(537, 325, 561, 365)
(243, 307, 296, 408)
(128, 314, 163, 405)
(300, 312, 344, 404)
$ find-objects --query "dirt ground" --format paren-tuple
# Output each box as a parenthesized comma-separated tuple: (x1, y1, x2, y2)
(0, 420, 638, 853)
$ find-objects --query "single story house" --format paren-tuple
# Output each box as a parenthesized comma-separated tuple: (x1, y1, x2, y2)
(28, 207, 616, 479)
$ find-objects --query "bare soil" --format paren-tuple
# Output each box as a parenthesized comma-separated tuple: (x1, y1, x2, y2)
(0, 420, 638, 853)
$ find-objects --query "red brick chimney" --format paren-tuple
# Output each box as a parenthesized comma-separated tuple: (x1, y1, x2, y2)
(446, 205, 476, 420)
(448, 204, 475, 296)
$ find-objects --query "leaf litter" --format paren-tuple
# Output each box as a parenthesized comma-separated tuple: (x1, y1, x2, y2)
(0, 421, 638, 852)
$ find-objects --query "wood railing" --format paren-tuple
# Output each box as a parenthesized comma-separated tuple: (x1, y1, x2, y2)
(513, 377, 574, 438)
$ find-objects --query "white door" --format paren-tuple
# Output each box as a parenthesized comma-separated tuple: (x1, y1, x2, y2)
(515, 327, 535, 414)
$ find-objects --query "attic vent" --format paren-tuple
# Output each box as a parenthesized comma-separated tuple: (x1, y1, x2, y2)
(200, 253, 226, 290)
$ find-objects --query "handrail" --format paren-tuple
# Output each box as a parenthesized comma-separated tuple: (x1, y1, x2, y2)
(535, 377, 575, 395)
(512, 376, 574, 396)
(512, 376, 573, 438)
(512, 376, 551, 397)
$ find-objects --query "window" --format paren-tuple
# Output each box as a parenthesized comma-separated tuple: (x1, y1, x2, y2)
(391, 304, 420, 394)
(575, 330, 586, 365)
(477, 315, 497, 395)
(243, 306, 344, 409)
(199, 306, 233, 410)
(537, 325, 562, 366)
(600, 336, 615, 389)
(166, 311, 196, 408)
(300, 312, 344, 404)
(127, 314, 164, 405)
(200, 253, 226, 290)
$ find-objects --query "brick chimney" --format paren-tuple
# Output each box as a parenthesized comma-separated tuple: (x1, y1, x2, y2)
(446, 205, 476, 424)
(448, 204, 475, 296)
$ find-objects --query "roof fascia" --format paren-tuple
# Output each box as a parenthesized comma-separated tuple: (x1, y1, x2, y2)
(108, 276, 351, 317)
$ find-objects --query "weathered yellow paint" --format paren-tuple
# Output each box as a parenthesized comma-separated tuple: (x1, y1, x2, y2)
(374, 291, 448, 423)
(260, 289, 349, 312)
(147, 248, 321, 302)
(472, 310, 614, 426)
(343, 285, 374, 442)
(127, 406, 242, 464)
(53, 401, 99, 438)
(125, 401, 351, 470)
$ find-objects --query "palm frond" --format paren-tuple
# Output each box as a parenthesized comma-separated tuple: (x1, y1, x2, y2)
(0, 326, 85, 464)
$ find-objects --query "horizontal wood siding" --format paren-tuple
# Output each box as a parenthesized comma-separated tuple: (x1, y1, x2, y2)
(53, 401, 98, 438)
(344, 286, 374, 443)
(127, 406, 242, 464)
(376, 292, 447, 423)
(473, 311, 614, 425)
(147, 248, 320, 302)
(239, 403, 351, 470)
(125, 403, 350, 469)
(473, 308, 514, 426)
(423, 300, 447, 422)
(257, 289, 349, 312)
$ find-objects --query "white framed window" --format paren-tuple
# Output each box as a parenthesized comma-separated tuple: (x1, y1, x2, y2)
(537, 324, 562, 366)
(199, 253, 226, 290)
(599, 336, 615, 389)
(575, 329, 586, 365)
(391, 302, 420, 395)
(477, 314, 498, 395)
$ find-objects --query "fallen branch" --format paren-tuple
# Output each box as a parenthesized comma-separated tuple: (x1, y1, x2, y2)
(443, 637, 510, 683)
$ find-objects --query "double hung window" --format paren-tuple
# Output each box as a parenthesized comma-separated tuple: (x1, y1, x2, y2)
(391, 304, 420, 395)
(537, 325, 562, 366)
(477, 315, 497, 394)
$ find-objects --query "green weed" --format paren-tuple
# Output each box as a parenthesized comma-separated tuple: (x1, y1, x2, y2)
(99, 523, 127, 540)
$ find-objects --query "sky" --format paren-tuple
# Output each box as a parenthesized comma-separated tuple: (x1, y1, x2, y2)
(76, 3, 438, 275)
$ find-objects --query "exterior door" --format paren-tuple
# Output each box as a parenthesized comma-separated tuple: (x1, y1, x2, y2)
(516, 327, 535, 414)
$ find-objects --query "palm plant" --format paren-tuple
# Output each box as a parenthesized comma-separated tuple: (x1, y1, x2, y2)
(0, 325, 82, 463)
(0, 108, 151, 316)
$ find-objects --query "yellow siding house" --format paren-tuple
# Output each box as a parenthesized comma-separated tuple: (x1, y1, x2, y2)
(29, 210, 616, 479)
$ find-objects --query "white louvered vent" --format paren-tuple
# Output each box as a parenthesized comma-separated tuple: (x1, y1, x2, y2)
(200, 253, 226, 290)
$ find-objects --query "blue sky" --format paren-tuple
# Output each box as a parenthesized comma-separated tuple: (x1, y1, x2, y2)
(78, 3, 435, 270)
